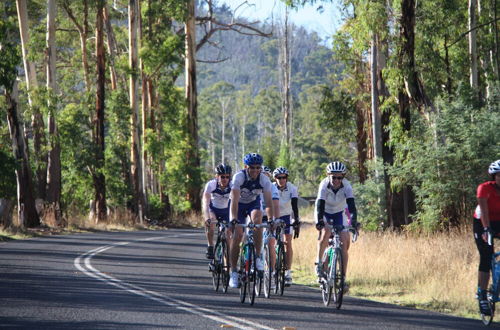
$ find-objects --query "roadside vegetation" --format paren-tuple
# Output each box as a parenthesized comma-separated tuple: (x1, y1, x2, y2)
(293, 212, 478, 319)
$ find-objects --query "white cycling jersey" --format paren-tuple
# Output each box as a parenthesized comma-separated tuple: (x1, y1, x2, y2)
(261, 184, 279, 211)
(316, 177, 354, 214)
(203, 179, 231, 209)
(231, 169, 272, 204)
(274, 181, 298, 217)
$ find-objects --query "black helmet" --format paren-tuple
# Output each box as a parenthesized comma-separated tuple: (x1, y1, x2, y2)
(215, 163, 232, 175)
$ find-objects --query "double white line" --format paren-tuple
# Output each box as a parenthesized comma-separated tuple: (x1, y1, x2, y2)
(74, 234, 274, 330)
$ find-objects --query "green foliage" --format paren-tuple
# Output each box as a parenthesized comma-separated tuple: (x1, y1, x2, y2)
(388, 85, 500, 230)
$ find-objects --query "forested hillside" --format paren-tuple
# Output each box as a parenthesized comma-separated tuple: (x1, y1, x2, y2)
(0, 0, 498, 231)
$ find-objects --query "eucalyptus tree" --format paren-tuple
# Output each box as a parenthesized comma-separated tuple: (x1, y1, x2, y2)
(1, 8, 40, 227)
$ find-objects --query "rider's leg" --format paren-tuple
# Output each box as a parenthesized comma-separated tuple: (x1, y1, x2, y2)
(340, 231, 350, 276)
(284, 233, 293, 270)
(251, 209, 263, 253)
(230, 226, 244, 271)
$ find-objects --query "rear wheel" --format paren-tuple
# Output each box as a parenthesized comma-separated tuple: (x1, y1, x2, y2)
(321, 249, 332, 306)
(276, 243, 286, 296)
(263, 244, 272, 298)
(333, 248, 345, 309)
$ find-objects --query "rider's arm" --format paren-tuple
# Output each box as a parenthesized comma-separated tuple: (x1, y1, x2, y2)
(315, 199, 325, 224)
(202, 191, 212, 222)
(263, 190, 274, 220)
(292, 198, 299, 220)
(230, 188, 240, 221)
(478, 197, 490, 229)
(346, 197, 357, 225)
(272, 199, 280, 219)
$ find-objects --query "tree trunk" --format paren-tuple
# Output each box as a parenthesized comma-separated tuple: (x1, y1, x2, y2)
(370, 34, 383, 166)
(280, 7, 291, 148)
(469, 0, 479, 89)
(5, 82, 40, 228)
(129, 0, 144, 223)
(104, 5, 119, 90)
(185, 0, 201, 211)
(46, 0, 62, 226)
(16, 0, 47, 201)
(94, 0, 107, 223)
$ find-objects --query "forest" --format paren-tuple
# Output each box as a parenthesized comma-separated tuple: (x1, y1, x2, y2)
(0, 0, 498, 231)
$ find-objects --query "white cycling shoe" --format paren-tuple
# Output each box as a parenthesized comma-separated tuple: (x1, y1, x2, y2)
(229, 271, 239, 288)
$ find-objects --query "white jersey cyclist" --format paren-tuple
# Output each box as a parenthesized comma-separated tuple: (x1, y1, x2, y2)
(203, 179, 231, 210)
(315, 177, 355, 227)
(274, 181, 299, 217)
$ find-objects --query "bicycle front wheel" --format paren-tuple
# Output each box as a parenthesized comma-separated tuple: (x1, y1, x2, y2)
(221, 240, 230, 293)
(276, 243, 286, 296)
(321, 249, 332, 306)
(239, 245, 247, 303)
(248, 244, 257, 305)
(333, 248, 345, 309)
(481, 295, 495, 326)
(212, 241, 222, 291)
(263, 244, 272, 298)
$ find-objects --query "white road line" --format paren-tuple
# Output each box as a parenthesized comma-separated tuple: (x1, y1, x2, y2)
(74, 233, 275, 330)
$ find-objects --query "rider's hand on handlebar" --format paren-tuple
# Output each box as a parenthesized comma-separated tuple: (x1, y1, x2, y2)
(293, 219, 301, 239)
(316, 220, 325, 231)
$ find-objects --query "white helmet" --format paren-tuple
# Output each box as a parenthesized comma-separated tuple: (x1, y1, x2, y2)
(273, 167, 289, 178)
(489, 159, 500, 175)
(326, 161, 346, 174)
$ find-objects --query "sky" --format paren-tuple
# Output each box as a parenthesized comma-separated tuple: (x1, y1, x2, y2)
(219, 0, 341, 44)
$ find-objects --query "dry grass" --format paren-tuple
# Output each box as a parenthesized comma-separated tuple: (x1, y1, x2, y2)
(292, 213, 479, 319)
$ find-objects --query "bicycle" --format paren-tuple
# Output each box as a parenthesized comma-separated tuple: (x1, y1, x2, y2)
(237, 221, 268, 305)
(318, 223, 358, 310)
(481, 235, 500, 325)
(209, 218, 230, 293)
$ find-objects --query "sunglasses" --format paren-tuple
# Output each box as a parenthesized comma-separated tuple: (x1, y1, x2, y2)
(219, 175, 231, 179)
(276, 176, 287, 180)
(329, 176, 343, 180)
(249, 166, 261, 170)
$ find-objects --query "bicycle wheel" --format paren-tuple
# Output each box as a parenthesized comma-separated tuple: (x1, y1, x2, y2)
(248, 244, 257, 305)
(263, 244, 272, 298)
(212, 240, 222, 291)
(255, 245, 264, 297)
(276, 244, 286, 296)
(321, 249, 332, 306)
(239, 245, 247, 303)
(333, 248, 345, 309)
(481, 295, 495, 326)
(221, 240, 230, 293)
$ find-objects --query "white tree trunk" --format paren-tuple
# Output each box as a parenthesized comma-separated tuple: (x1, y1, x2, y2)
(129, 0, 144, 223)
(370, 34, 383, 164)
(469, 0, 479, 89)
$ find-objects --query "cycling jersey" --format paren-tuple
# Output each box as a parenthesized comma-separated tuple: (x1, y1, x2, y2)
(203, 179, 231, 209)
(261, 184, 279, 211)
(474, 181, 500, 221)
(274, 182, 298, 217)
(231, 169, 272, 204)
(316, 177, 354, 215)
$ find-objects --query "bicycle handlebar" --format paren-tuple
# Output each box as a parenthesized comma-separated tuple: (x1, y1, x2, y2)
(317, 223, 359, 242)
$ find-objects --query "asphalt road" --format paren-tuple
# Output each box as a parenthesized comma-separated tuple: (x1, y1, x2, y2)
(0, 229, 489, 329)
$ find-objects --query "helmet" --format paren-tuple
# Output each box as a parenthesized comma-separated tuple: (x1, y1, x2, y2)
(326, 161, 346, 174)
(489, 159, 500, 175)
(262, 166, 272, 174)
(243, 153, 263, 165)
(215, 163, 232, 175)
(273, 167, 289, 178)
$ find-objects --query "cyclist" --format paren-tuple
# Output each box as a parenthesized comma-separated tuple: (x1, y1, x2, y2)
(202, 164, 232, 259)
(273, 166, 300, 285)
(474, 159, 500, 316)
(314, 161, 358, 292)
(262, 166, 280, 287)
(229, 153, 274, 288)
